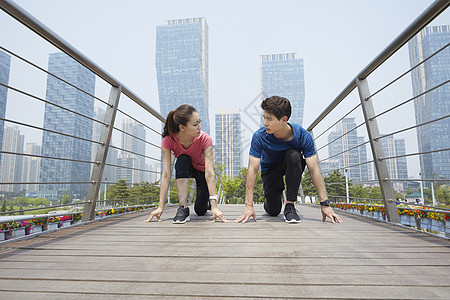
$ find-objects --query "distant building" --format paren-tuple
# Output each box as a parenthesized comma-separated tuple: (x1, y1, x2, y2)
(117, 119, 146, 184)
(156, 17, 210, 134)
(260, 53, 305, 126)
(0, 50, 11, 164)
(0, 126, 24, 192)
(327, 118, 369, 183)
(92, 106, 117, 185)
(215, 108, 241, 177)
(39, 53, 95, 199)
(375, 135, 408, 191)
(408, 25, 450, 182)
(22, 143, 42, 192)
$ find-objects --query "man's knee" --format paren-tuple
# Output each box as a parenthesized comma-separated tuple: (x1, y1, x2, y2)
(285, 149, 301, 164)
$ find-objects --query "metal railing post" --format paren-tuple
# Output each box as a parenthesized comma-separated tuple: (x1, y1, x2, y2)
(356, 78, 400, 223)
(82, 85, 122, 221)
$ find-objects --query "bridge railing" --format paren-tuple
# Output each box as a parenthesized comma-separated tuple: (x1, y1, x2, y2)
(0, 0, 166, 234)
(306, 0, 450, 225)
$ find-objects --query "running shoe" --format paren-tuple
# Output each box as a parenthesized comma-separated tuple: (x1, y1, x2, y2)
(173, 205, 190, 224)
(284, 203, 301, 223)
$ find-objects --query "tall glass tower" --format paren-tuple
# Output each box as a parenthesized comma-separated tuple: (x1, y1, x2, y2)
(40, 53, 95, 199)
(260, 53, 305, 126)
(327, 118, 369, 183)
(215, 108, 241, 177)
(0, 50, 11, 159)
(408, 25, 450, 182)
(156, 17, 209, 134)
(117, 119, 146, 184)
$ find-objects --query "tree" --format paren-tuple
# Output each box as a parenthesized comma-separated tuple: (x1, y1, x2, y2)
(436, 185, 449, 205)
(349, 184, 369, 201)
(301, 170, 316, 196)
(1, 200, 6, 212)
(62, 192, 72, 205)
(324, 170, 348, 199)
(107, 179, 131, 205)
(368, 186, 382, 200)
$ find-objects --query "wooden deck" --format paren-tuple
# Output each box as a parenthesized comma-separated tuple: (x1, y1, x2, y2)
(0, 204, 449, 299)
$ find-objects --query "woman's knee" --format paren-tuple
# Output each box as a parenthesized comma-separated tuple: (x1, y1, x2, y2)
(175, 155, 192, 178)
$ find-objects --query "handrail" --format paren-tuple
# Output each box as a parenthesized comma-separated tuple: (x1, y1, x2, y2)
(0, 0, 165, 123)
(307, 0, 450, 132)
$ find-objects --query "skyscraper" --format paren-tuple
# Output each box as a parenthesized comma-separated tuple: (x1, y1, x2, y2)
(260, 53, 305, 126)
(0, 126, 24, 193)
(215, 108, 241, 177)
(156, 17, 210, 133)
(40, 53, 95, 199)
(22, 143, 41, 192)
(378, 135, 408, 191)
(327, 118, 369, 183)
(117, 119, 146, 184)
(408, 25, 450, 182)
(0, 50, 11, 160)
(92, 106, 117, 184)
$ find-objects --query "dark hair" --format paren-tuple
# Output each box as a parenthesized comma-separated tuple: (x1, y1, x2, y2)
(261, 95, 291, 120)
(162, 104, 197, 140)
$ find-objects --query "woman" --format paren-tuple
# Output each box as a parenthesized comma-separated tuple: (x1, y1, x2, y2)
(145, 104, 229, 224)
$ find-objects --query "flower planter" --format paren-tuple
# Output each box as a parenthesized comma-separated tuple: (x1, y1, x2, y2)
(420, 218, 432, 230)
(431, 219, 445, 232)
(71, 220, 82, 226)
(59, 221, 71, 228)
(0, 231, 5, 241)
(30, 225, 43, 234)
(400, 215, 411, 226)
(47, 223, 58, 230)
(373, 212, 382, 220)
(5, 228, 26, 240)
(446, 221, 450, 238)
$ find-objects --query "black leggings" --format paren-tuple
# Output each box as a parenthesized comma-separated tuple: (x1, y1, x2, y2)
(175, 154, 210, 216)
(261, 149, 306, 216)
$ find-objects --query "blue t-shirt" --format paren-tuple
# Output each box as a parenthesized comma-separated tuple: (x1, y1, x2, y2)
(249, 123, 316, 171)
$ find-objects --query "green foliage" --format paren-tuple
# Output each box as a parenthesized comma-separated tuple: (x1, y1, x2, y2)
(1, 200, 7, 212)
(324, 170, 348, 198)
(368, 186, 382, 200)
(215, 167, 263, 204)
(301, 170, 315, 195)
(436, 185, 449, 204)
(349, 184, 369, 200)
(62, 192, 72, 205)
(106, 179, 161, 206)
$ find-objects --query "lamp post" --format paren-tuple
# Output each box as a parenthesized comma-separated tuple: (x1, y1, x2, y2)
(345, 169, 349, 203)
(419, 172, 424, 205)
(104, 177, 107, 208)
(431, 174, 436, 206)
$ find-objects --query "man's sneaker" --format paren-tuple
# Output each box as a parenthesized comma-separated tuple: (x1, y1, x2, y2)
(284, 203, 301, 223)
(173, 205, 190, 224)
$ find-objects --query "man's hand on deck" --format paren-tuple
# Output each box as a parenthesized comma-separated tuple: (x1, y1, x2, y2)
(234, 205, 257, 223)
(321, 206, 343, 223)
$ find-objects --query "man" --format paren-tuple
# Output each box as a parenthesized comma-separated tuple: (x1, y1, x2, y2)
(235, 96, 342, 224)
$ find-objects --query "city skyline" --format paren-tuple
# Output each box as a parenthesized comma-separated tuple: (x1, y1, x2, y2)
(0, 1, 448, 191)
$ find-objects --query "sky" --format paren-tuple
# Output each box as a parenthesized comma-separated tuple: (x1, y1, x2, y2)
(1, 0, 449, 179)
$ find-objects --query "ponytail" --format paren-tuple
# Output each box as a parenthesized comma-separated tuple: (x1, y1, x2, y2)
(162, 104, 197, 140)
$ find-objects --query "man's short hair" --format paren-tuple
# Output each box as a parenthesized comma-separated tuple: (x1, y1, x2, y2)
(261, 95, 291, 120)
